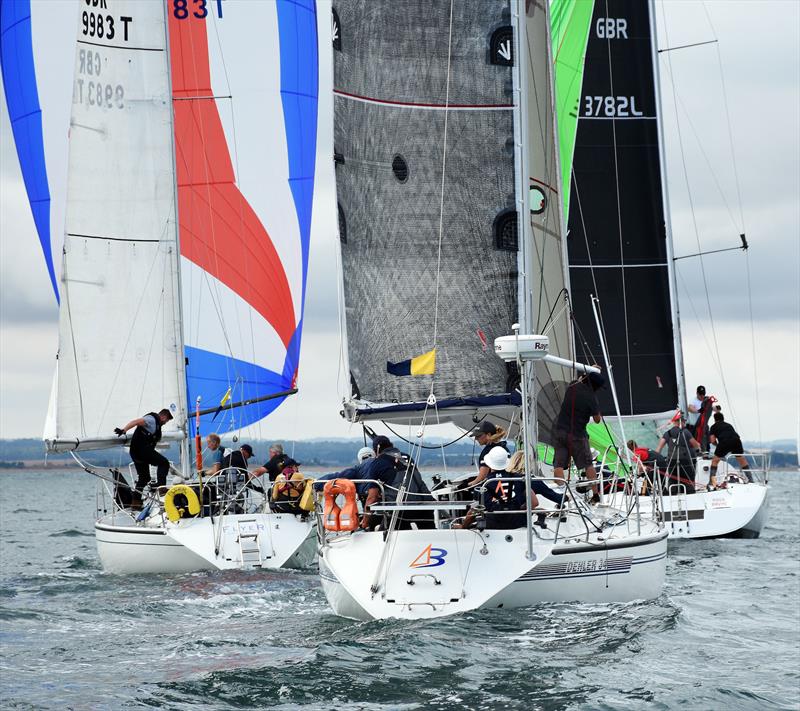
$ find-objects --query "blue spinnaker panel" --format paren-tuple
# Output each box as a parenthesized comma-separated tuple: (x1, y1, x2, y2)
(185, 346, 294, 437)
(276, 0, 318, 311)
(0, 0, 58, 301)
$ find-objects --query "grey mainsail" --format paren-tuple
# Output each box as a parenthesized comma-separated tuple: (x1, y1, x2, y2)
(334, 1, 571, 437)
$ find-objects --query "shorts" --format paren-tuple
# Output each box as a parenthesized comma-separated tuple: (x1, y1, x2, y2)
(553, 430, 593, 470)
(714, 438, 744, 459)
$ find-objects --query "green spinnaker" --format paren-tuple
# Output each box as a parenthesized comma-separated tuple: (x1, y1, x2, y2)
(550, 0, 594, 215)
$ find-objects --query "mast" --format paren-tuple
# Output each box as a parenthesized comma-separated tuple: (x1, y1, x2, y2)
(512, 1, 533, 337)
(163, 3, 191, 477)
(649, 0, 687, 413)
(511, 0, 536, 560)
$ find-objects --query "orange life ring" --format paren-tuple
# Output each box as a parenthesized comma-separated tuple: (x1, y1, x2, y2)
(323, 479, 359, 532)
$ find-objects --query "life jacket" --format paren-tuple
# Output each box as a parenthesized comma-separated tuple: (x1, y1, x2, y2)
(323, 479, 359, 532)
(130, 412, 162, 455)
(634, 447, 651, 463)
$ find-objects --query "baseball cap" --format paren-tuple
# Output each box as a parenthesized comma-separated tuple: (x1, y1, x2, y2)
(469, 420, 497, 437)
(240, 444, 254, 456)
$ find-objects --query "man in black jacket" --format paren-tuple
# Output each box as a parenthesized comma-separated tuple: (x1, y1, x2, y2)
(709, 413, 752, 486)
(114, 408, 174, 493)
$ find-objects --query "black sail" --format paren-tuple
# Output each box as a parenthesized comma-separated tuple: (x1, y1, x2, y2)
(566, 0, 678, 416)
(333, 2, 520, 418)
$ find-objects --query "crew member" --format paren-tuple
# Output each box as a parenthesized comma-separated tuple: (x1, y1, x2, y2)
(687, 385, 714, 451)
(204, 433, 225, 475)
(360, 441, 404, 529)
(466, 420, 509, 488)
(709, 412, 752, 486)
(552, 371, 604, 497)
(654, 415, 701, 494)
(223, 444, 254, 477)
(114, 408, 174, 494)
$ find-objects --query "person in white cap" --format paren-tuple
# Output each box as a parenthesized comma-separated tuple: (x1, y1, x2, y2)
(356, 446, 375, 464)
(456, 446, 533, 529)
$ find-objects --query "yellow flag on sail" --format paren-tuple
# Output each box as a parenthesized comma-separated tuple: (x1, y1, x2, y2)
(387, 348, 436, 376)
(212, 387, 232, 421)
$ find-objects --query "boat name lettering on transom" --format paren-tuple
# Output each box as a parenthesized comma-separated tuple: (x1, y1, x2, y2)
(596, 18, 628, 40)
(583, 95, 643, 118)
(565, 558, 607, 574)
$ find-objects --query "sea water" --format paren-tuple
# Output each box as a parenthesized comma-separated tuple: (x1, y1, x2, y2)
(0, 469, 798, 710)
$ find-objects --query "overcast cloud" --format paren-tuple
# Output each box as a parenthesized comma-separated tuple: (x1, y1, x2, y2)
(1, 0, 798, 444)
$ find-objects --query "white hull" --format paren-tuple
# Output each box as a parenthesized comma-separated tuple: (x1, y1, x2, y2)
(96, 511, 316, 575)
(319, 521, 667, 621)
(639, 482, 770, 540)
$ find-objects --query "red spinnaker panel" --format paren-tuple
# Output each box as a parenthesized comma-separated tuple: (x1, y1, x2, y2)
(168, 10, 295, 347)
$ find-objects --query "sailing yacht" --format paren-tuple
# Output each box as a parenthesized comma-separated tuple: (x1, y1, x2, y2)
(3, 0, 321, 572)
(553, 0, 769, 539)
(318, 0, 667, 621)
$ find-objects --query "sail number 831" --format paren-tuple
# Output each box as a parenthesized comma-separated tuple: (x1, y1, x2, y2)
(173, 0, 224, 19)
(583, 95, 644, 118)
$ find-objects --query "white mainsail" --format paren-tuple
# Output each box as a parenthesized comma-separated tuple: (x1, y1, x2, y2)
(51, 0, 185, 451)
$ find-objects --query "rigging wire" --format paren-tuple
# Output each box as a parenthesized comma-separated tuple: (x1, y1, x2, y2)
(659, 2, 734, 414)
(428, 0, 456, 396)
(701, 1, 762, 444)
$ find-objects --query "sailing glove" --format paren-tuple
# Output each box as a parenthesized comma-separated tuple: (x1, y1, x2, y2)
(114, 428, 125, 436)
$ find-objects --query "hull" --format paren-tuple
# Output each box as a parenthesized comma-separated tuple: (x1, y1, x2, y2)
(96, 511, 316, 575)
(639, 483, 769, 540)
(319, 523, 667, 621)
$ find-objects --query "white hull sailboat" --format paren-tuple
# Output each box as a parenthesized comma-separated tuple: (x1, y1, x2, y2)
(321, 0, 667, 620)
(550, 0, 769, 540)
(4, 1, 323, 572)
(635, 458, 769, 540)
(320, 523, 666, 621)
(95, 511, 316, 575)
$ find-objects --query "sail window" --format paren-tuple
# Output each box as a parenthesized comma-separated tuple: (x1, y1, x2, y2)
(530, 186, 546, 215)
(338, 203, 347, 244)
(494, 210, 518, 251)
(392, 155, 409, 183)
(490, 27, 513, 66)
(332, 8, 342, 51)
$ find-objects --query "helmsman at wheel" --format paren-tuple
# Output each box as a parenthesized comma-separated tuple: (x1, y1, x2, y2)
(114, 408, 174, 492)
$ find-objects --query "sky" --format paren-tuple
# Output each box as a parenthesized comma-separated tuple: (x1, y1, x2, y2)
(0, 0, 798, 445)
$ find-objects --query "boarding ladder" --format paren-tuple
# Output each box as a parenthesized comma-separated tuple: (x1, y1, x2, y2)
(236, 518, 264, 567)
(666, 483, 690, 536)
